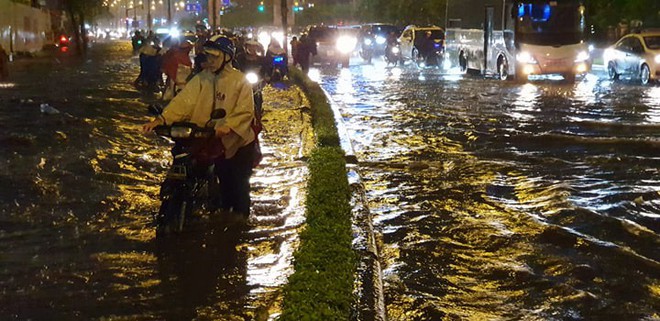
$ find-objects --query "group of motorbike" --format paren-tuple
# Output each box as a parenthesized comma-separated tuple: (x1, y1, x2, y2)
(144, 36, 284, 237)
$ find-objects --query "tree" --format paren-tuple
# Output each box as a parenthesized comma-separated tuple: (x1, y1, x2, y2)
(62, 0, 107, 55)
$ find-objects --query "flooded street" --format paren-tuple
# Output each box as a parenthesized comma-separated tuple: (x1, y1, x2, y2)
(316, 61, 660, 320)
(0, 42, 310, 320)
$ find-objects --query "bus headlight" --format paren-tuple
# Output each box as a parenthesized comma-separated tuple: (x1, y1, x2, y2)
(336, 36, 357, 54)
(516, 51, 537, 64)
(575, 50, 589, 63)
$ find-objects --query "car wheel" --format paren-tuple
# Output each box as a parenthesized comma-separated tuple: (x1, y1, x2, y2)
(608, 62, 620, 80)
(640, 64, 651, 85)
(497, 57, 509, 81)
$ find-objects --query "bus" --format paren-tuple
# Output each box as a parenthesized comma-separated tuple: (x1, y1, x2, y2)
(445, 0, 590, 82)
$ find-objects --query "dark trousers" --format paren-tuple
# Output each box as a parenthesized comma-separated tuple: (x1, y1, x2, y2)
(214, 141, 256, 215)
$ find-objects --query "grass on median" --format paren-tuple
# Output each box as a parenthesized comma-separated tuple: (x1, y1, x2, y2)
(279, 68, 356, 321)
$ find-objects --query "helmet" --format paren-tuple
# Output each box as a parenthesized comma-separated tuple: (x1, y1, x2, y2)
(203, 35, 235, 59)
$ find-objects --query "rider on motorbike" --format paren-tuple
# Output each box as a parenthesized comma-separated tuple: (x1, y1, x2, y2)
(143, 35, 258, 218)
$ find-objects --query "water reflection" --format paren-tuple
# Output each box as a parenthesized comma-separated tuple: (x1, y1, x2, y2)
(318, 64, 660, 320)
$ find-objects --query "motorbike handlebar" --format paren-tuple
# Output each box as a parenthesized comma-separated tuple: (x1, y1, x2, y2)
(153, 123, 216, 139)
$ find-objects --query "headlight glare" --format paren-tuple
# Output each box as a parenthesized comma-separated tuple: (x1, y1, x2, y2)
(336, 36, 357, 54)
(575, 51, 589, 62)
(655, 54, 660, 64)
(376, 36, 386, 45)
(170, 127, 193, 138)
(516, 51, 537, 64)
(364, 38, 373, 45)
(246, 72, 259, 84)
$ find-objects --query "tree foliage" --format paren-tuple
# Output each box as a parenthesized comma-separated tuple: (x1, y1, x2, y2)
(587, 0, 659, 30)
(62, 0, 107, 55)
(357, 0, 448, 26)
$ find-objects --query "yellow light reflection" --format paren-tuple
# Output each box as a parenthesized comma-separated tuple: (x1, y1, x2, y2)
(0, 83, 16, 88)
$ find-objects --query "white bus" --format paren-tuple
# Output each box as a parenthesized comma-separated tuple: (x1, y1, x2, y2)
(445, 0, 590, 82)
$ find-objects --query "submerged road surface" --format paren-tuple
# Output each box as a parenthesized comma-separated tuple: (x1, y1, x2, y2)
(316, 60, 660, 320)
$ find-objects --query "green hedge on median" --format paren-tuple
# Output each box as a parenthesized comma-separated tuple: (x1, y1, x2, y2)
(279, 69, 356, 321)
(288, 68, 341, 147)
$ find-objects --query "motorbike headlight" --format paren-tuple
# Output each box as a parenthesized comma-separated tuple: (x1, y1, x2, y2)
(336, 36, 357, 54)
(575, 50, 589, 63)
(392, 47, 400, 54)
(655, 54, 660, 64)
(364, 38, 373, 46)
(376, 36, 386, 45)
(170, 127, 193, 138)
(516, 51, 537, 64)
(246, 72, 259, 85)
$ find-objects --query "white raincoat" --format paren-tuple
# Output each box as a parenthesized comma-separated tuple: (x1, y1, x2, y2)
(160, 67, 256, 159)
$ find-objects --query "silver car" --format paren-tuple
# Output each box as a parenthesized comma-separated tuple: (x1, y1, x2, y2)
(604, 31, 660, 85)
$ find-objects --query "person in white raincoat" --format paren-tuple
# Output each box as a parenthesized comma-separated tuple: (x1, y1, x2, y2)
(143, 35, 257, 218)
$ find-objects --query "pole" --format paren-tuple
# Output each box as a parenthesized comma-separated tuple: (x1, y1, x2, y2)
(212, 0, 218, 31)
(281, 0, 287, 54)
(147, 0, 152, 30)
(444, 0, 449, 28)
(167, 0, 172, 27)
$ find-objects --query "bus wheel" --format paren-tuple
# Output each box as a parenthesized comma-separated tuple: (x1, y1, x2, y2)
(497, 57, 509, 80)
(640, 64, 651, 85)
(459, 52, 467, 73)
(608, 62, 619, 80)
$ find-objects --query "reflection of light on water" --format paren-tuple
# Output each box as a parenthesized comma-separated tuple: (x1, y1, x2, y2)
(418, 74, 426, 81)
(644, 87, 660, 123)
(0, 83, 16, 88)
(307, 68, 321, 82)
(510, 83, 539, 121)
(362, 64, 387, 82)
(389, 67, 402, 79)
(337, 68, 354, 96)
(573, 73, 598, 104)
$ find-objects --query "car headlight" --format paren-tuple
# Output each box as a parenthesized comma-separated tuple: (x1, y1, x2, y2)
(655, 54, 660, 64)
(364, 38, 373, 46)
(603, 48, 615, 63)
(575, 50, 589, 63)
(246, 72, 259, 85)
(376, 36, 386, 45)
(170, 127, 193, 138)
(516, 51, 537, 64)
(336, 35, 357, 54)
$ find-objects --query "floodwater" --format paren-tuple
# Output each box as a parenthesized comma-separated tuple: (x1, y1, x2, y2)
(0, 42, 310, 320)
(316, 61, 660, 320)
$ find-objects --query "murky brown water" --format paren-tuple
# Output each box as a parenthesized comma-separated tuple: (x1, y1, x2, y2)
(0, 42, 310, 320)
(316, 64, 660, 320)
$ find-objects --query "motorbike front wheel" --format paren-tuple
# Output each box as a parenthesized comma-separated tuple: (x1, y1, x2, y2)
(156, 194, 191, 236)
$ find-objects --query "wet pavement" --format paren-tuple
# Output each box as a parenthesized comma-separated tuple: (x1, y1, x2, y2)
(315, 60, 660, 320)
(0, 42, 313, 320)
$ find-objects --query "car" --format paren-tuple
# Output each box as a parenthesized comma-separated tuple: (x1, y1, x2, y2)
(358, 23, 400, 56)
(398, 25, 445, 65)
(604, 30, 660, 85)
(304, 25, 358, 68)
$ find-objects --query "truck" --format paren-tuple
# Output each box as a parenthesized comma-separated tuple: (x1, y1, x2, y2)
(445, 0, 590, 82)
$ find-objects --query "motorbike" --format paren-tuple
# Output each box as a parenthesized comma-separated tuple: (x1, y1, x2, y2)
(267, 53, 287, 83)
(384, 42, 403, 66)
(149, 104, 226, 236)
(416, 41, 445, 68)
(245, 70, 265, 122)
(359, 35, 375, 64)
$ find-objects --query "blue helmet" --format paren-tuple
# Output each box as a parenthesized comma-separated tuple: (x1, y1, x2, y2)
(203, 35, 235, 59)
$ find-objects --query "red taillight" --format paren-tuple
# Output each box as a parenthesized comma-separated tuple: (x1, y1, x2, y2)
(60, 46, 68, 53)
